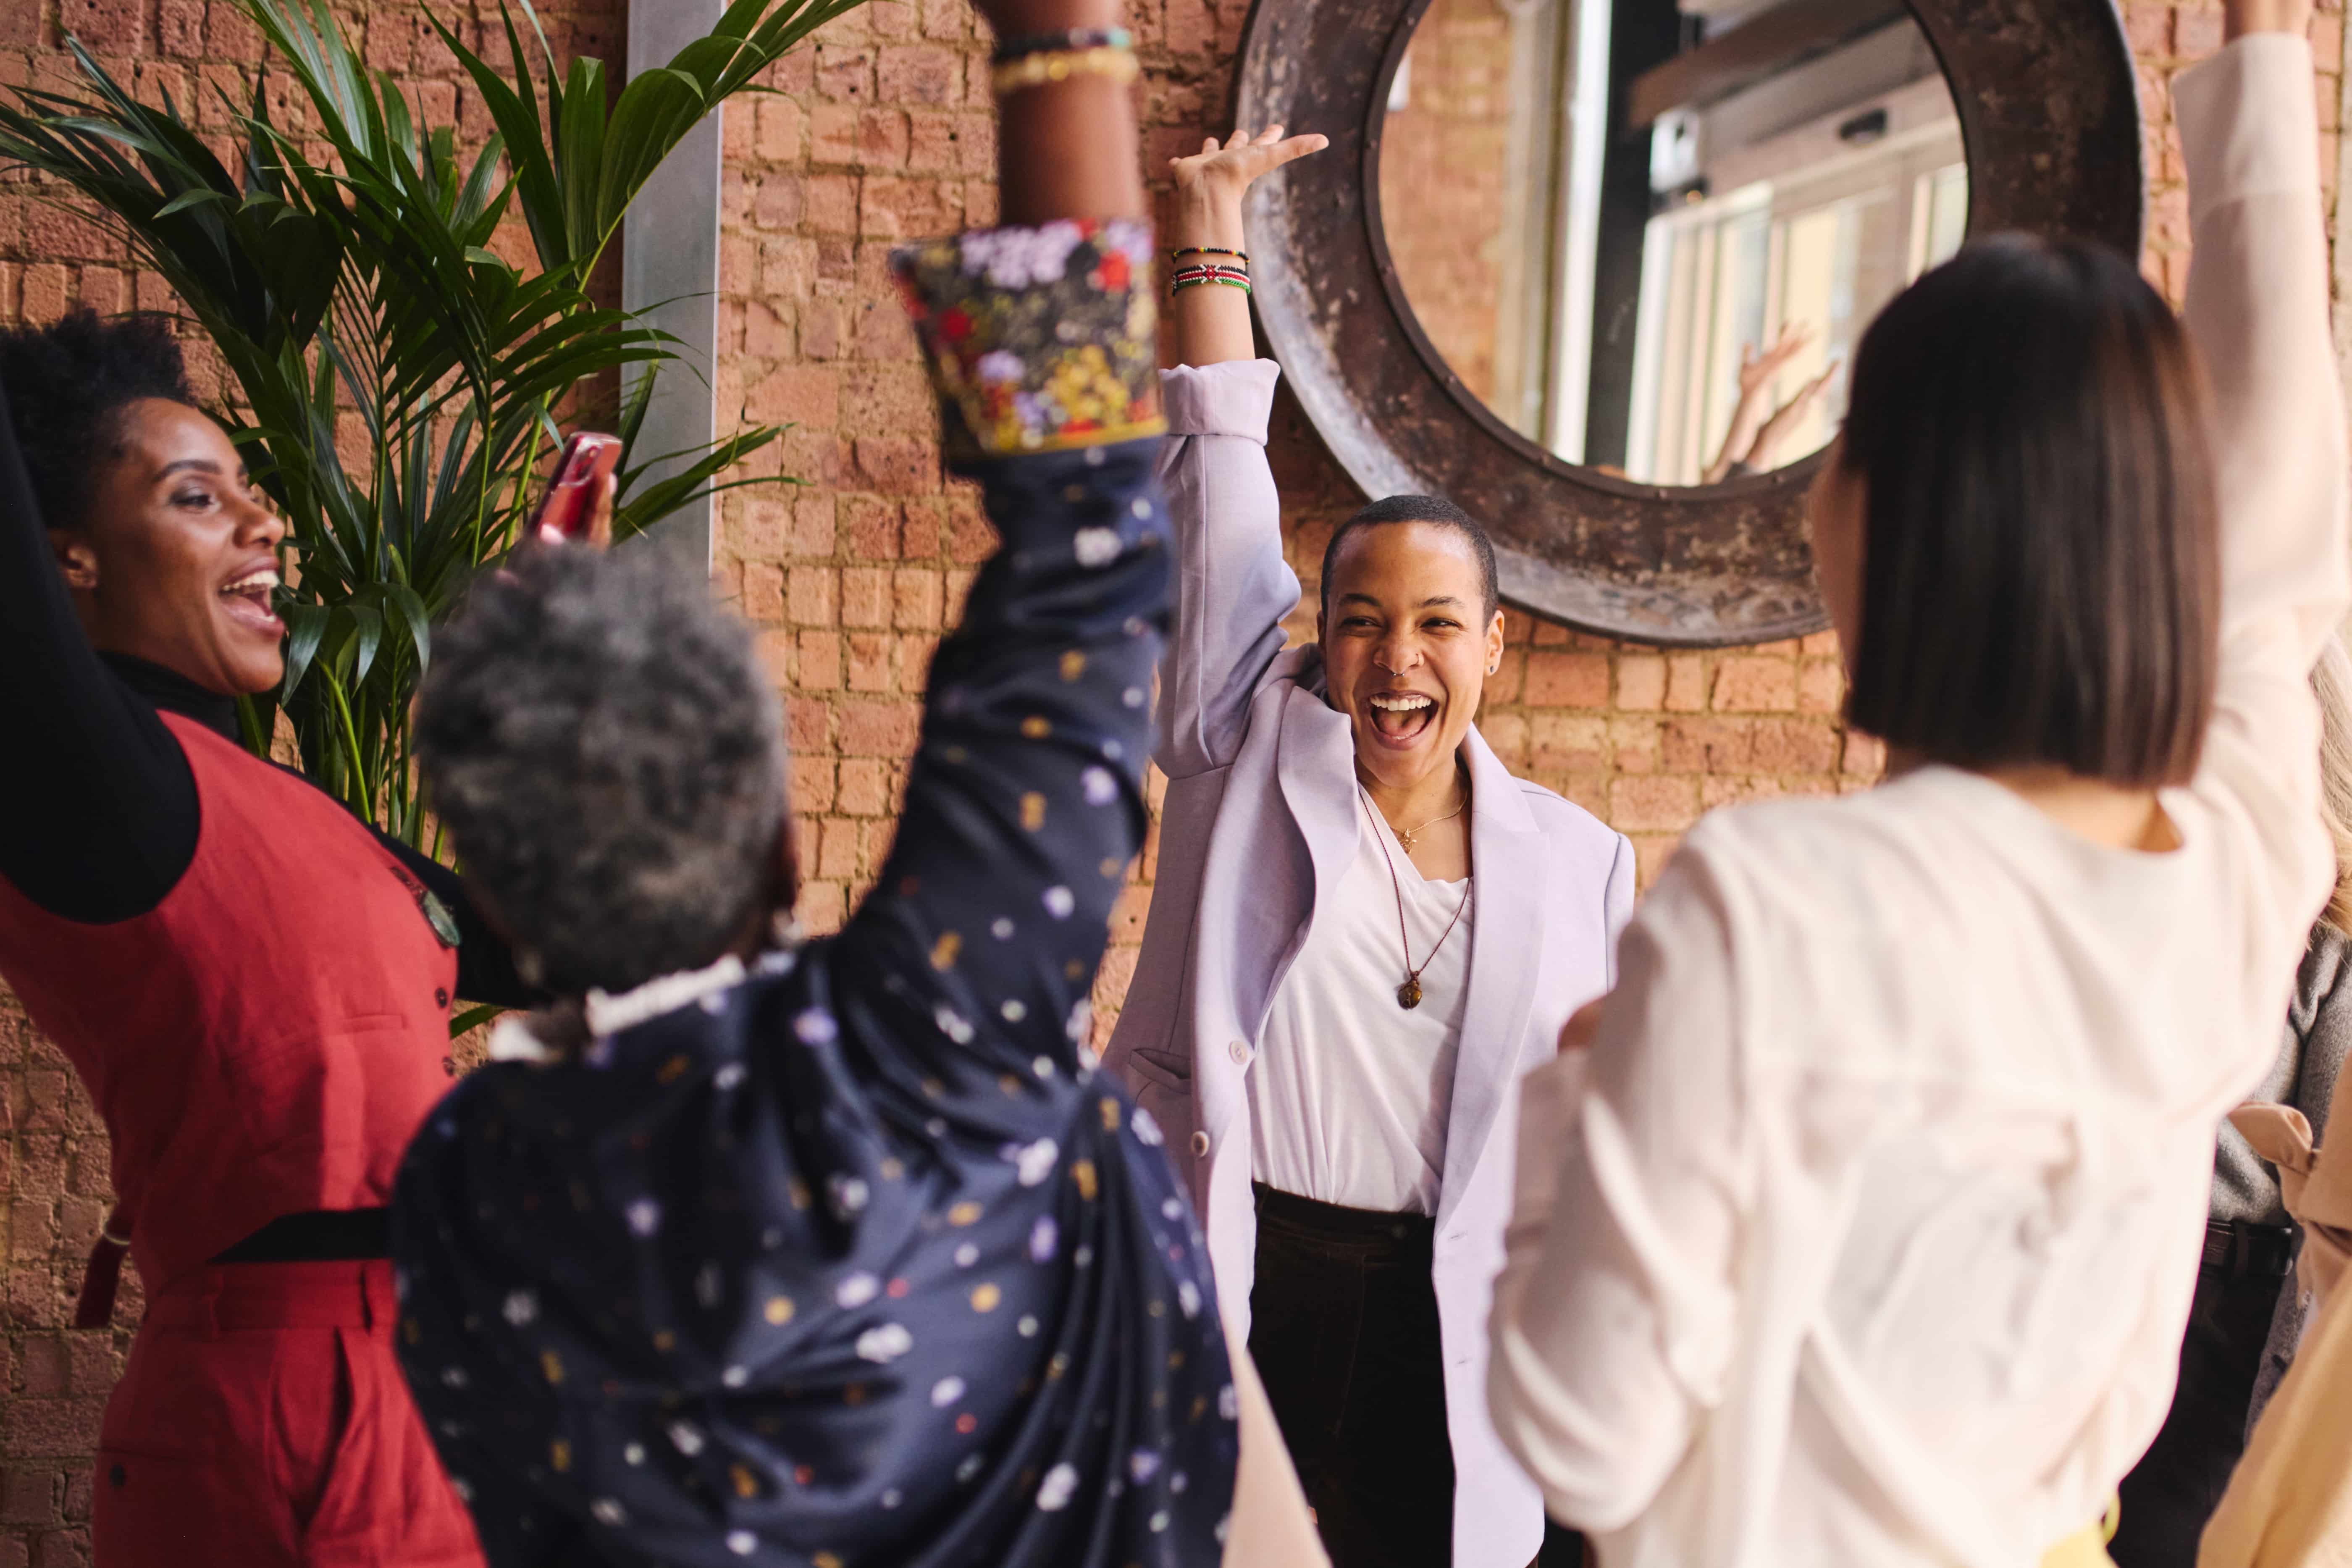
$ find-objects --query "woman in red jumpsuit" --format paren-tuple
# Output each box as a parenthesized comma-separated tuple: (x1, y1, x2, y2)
(0, 312, 528, 1564)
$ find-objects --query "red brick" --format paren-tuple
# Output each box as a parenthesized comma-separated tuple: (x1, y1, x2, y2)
(58, 0, 141, 53)
(0, 1468, 58, 1529)
(815, 42, 873, 101)
(852, 436, 938, 495)
(875, 45, 959, 106)
(840, 701, 920, 757)
(843, 496, 902, 559)
(1609, 775, 1699, 834)
(2, 1397, 102, 1458)
(1711, 655, 1797, 712)
(1522, 651, 1609, 708)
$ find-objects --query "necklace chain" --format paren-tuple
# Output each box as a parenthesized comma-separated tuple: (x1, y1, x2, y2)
(1358, 784, 1474, 1010)
(1393, 786, 1468, 850)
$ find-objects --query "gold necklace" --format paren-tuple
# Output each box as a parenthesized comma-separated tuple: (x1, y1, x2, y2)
(1358, 786, 1474, 1009)
(1391, 783, 1468, 851)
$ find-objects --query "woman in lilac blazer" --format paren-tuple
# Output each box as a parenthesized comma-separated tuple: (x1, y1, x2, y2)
(1101, 135, 1634, 1568)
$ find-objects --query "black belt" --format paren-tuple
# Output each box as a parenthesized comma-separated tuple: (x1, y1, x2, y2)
(2201, 1218, 2297, 1282)
(210, 1208, 390, 1264)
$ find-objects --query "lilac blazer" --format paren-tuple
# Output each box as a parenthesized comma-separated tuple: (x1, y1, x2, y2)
(1102, 359, 1635, 1568)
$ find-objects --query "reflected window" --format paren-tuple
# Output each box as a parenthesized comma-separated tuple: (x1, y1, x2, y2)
(1380, 0, 1969, 485)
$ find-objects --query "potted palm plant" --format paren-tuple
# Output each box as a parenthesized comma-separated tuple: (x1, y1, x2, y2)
(0, 0, 855, 894)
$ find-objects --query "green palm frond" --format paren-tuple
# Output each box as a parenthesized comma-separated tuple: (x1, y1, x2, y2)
(0, 0, 849, 843)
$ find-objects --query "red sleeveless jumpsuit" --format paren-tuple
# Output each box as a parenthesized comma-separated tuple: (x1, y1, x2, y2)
(0, 715, 483, 1566)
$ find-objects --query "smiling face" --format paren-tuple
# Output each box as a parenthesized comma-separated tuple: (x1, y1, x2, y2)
(49, 397, 287, 696)
(1318, 520, 1507, 793)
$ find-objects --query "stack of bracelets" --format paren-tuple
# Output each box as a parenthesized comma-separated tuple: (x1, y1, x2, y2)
(989, 25, 1140, 94)
(1171, 247, 1250, 297)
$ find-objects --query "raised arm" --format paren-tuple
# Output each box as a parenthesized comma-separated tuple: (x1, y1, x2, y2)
(0, 382, 200, 923)
(826, 0, 1164, 1086)
(2175, 9, 2352, 916)
(1153, 131, 1325, 778)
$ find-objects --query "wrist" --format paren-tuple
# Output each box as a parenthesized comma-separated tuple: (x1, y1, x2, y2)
(1170, 182, 1247, 253)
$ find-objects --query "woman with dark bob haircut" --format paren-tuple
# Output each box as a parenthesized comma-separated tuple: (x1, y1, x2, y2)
(1483, 0, 2348, 1564)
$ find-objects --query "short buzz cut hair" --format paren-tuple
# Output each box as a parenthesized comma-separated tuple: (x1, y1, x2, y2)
(1839, 234, 2219, 786)
(415, 546, 788, 997)
(1320, 494, 1500, 622)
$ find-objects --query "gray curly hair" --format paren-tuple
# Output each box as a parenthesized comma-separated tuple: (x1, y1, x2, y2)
(415, 546, 788, 996)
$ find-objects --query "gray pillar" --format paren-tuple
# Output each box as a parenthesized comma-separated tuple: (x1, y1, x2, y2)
(624, 0, 727, 573)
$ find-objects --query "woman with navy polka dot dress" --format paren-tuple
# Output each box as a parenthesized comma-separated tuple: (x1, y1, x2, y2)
(380, 1, 1273, 1558)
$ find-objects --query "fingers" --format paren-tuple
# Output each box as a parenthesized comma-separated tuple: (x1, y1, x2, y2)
(585, 471, 617, 551)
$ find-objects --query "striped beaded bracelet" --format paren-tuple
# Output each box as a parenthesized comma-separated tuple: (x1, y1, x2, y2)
(1170, 245, 1250, 265)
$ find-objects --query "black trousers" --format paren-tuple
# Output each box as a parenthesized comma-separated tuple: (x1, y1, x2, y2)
(2110, 1221, 2297, 1568)
(1248, 1184, 1589, 1568)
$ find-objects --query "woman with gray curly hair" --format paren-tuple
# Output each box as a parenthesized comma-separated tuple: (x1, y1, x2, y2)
(383, 0, 1321, 1561)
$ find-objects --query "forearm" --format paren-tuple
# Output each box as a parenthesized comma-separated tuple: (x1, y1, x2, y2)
(991, 0, 1143, 224)
(1169, 178, 1254, 365)
(2177, 36, 2347, 697)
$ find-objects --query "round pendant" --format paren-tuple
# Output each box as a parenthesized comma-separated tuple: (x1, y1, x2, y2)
(1396, 977, 1423, 1009)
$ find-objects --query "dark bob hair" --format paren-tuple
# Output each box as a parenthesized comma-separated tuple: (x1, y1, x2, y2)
(1838, 234, 2219, 786)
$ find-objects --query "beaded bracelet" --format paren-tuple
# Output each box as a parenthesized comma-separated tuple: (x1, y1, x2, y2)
(1170, 245, 1250, 265)
(990, 45, 1141, 95)
(992, 26, 1133, 62)
(1171, 267, 1252, 295)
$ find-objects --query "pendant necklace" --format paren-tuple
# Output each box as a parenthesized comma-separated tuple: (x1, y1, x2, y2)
(1394, 789, 1468, 852)
(1358, 784, 1473, 1009)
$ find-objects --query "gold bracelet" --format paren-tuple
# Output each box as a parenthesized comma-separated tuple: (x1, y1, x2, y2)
(990, 46, 1141, 96)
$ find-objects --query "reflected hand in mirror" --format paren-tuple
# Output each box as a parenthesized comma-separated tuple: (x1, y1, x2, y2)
(1379, 0, 1967, 486)
(1704, 324, 1838, 483)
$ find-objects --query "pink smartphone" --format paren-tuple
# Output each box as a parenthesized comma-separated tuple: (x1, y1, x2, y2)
(529, 432, 622, 545)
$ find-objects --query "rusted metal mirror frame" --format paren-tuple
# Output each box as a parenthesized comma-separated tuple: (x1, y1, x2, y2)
(1234, 0, 2145, 646)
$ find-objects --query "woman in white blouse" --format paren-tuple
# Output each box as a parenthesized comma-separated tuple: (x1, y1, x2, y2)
(1484, 3, 2348, 1565)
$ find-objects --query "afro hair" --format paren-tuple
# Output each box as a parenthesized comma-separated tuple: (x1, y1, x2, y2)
(0, 308, 197, 534)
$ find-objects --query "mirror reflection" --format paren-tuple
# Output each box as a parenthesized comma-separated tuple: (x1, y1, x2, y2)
(1379, 0, 1969, 484)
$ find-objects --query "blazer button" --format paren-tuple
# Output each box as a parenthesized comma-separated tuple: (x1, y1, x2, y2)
(1190, 1131, 1211, 1157)
(1228, 1040, 1249, 1065)
(435, 987, 450, 1009)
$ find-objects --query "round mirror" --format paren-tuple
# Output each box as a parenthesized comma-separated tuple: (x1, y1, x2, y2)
(1378, 0, 1968, 486)
(1235, 0, 2142, 644)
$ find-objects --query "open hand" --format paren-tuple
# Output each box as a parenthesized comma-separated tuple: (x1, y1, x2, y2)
(1747, 362, 1839, 471)
(1169, 126, 1329, 254)
(1736, 323, 1815, 399)
(1171, 126, 1330, 205)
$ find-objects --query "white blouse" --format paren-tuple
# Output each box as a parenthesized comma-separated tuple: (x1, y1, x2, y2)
(1486, 36, 2350, 1568)
(1252, 796, 1472, 1215)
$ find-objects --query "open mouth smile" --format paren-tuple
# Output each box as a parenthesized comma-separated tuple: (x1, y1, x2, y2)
(1365, 691, 1438, 746)
(218, 566, 284, 636)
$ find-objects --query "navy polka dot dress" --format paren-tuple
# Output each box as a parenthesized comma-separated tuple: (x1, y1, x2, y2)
(390, 233, 1235, 1567)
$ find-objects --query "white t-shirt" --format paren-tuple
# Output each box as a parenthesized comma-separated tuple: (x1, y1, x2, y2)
(1250, 794, 1472, 1216)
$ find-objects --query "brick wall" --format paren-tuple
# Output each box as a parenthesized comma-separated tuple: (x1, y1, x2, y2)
(1377, 0, 1513, 403)
(0, 1, 2337, 1562)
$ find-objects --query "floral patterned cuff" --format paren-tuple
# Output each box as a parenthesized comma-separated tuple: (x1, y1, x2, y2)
(891, 219, 1164, 461)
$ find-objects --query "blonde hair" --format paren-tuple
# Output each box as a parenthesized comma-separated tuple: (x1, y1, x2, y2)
(2313, 630, 2352, 935)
